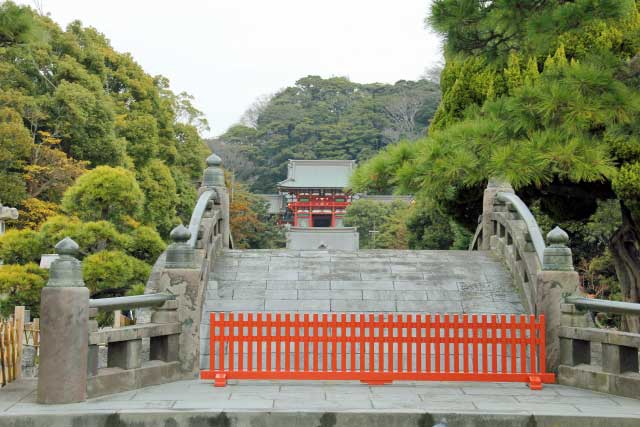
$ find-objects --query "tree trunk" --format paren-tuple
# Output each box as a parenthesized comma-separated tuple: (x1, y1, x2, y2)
(609, 201, 640, 332)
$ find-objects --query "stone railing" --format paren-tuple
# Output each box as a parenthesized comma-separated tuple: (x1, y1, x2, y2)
(558, 296, 640, 399)
(86, 294, 180, 397)
(470, 179, 580, 372)
(37, 154, 231, 404)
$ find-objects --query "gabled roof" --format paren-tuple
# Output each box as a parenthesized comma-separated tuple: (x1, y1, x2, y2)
(277, 159, 356, 190)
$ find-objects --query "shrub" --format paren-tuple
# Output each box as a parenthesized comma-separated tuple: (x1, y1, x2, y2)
(82, 250, 150, 295)
(61, 166, 144, 229)
(125, 226, 166, 264)
(0, 263, 47, 317)
(0, 229, 45, 264)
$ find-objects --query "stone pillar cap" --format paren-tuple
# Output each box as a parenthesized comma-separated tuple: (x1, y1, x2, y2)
(547, 226, 569, 247)
(47, 237, 86, 287)
(206, 153, 222, 167)
(170, 224, 191, 243)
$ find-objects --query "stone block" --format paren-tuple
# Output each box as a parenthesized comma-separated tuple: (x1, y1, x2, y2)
(265, 299, 330, 312)
(558, 364, 610, 394)
(299, 289, 362, 300)
(37, 286, 89, 404)
(602, 343, 639, 374)
(331, 280, 394, 290)
(331, 299, 396, 312)
(87, 344, 99, 377)
(233, 287, 266, 299)
(158, 300, 178, 310)
(536, 269, 580, 373)
(205, 299, 264, 311)
(609, 371, 640, 399)
(150, 334, 179, 362)
(150, 310, 179, 323)
(265, 289, 298, 300)
(108, 339, 142, 370)
(397, 300, 462, 313)
(560, 337, 590, 366)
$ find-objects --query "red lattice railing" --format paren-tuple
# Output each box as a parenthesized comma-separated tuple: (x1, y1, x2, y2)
(201, 312, 555, 389)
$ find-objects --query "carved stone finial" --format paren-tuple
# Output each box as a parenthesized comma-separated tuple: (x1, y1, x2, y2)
(547, 226, 569, 247)
(165, 224, 195, 269)
(206, 153, 222, 167)
(55, 237, 80, 256)
(47, 237, 85, 287)
(170, 224, 191, 243)
(543, 226, 574, 271)
(202, 153, 225, 188)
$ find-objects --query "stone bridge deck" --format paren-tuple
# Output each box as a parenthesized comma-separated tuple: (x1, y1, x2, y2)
(3, 379, 640, 426)
(200, 249, 524, 370)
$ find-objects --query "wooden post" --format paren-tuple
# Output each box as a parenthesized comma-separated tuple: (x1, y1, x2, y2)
(0, 322, 6, 386)
(113, 310, 122, 328)
(33, 318, 40, 349)
(14, 306, 24, 379)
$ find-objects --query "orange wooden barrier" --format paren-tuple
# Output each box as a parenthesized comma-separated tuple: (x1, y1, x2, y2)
(201, 312, 555, 389)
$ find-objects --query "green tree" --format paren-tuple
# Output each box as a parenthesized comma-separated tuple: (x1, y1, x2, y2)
(0, 229, 45, 264)
(0, 2, 209, 237)
(61, 166, 144, 228)
(0, 263, 47, 317)
(344, 200, 394, 249)
(124, 226, 166, 264)
(137, 159, 178, 236)
(213, 76, 440, 192)
(354, 0, 640, 330)
(0, 107, 32, 205)
(83, 250, 151, 296)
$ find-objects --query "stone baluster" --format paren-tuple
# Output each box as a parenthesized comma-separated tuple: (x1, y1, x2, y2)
(481, 178, 514, 250)
(165, 224, 195, 269)
(535, 227, 580, 373)
(37, 238, 89, 404)
(201, 153, 230, 248)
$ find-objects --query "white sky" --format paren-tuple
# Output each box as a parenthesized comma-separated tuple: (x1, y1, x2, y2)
(19, 0, 443, 136)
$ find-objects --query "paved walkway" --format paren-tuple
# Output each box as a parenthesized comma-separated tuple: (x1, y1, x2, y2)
(2, 379, 640, 425)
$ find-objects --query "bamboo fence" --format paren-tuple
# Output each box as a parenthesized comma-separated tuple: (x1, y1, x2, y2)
(0, 306, 25, 386)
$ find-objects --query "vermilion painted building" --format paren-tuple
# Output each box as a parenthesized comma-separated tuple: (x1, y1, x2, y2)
(277, 160, 356, 228)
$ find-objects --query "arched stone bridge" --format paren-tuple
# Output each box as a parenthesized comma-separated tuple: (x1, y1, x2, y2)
(25, 154, 640, 425)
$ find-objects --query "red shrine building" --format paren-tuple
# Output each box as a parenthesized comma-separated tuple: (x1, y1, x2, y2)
(277, 160, 356, 228)
(258, 159, 412, 250)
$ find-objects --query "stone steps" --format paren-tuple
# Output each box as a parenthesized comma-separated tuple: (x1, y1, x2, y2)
(199, 249, 523, 370)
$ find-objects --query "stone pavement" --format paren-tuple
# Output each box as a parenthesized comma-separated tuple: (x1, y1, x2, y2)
(2, 379, 640, 426)
(200, 249, 524, 369)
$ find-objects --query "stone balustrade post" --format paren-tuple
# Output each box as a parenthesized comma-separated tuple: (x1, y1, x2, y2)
(37, 238, 89, 404)
(201, 153, 230, 248)
(481, 178, 514, 250)
(165, 225, 195, 269)
(535, 227, 580, 373)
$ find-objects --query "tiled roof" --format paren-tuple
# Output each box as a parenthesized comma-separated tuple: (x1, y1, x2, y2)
(277, 159, 356, 189)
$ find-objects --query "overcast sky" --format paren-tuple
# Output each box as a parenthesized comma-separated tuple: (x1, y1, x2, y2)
(19, 0, 442, 136)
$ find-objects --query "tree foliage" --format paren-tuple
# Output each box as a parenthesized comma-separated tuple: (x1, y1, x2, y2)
(82, 250, 151, 296)
(343, 200, 468, 250)
(229, 183, 285, 249)
(354, 0, 640, 329)
(212, 76, 440, 192)
(0, 2, 209, 228)
(61, 166, 144, 229)
(0, 263, 47, 317)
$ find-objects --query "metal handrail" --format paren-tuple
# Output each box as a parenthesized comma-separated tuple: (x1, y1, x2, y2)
(496, 192, 545, 264)
(187, 189, 218, 248)
(89, 293, 175, 312)
(566, 296, 640, 316)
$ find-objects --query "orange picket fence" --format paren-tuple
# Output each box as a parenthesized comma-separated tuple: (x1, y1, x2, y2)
(201, 312, 555, 389)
